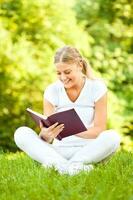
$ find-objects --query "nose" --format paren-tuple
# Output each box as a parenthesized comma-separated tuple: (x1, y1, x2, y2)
(60, 73, 67, 81)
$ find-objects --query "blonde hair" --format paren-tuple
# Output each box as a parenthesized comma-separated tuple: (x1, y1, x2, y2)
(54, 46, 95, 79)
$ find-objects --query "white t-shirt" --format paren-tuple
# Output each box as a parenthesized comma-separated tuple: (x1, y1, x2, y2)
(43, 77, 107, 146)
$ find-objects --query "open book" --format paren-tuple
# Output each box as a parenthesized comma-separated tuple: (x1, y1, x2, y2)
(26, 108, 87, 140)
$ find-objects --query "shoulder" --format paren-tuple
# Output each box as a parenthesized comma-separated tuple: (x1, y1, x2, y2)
(88, 78, 107, 102)
(89, 77, 106, 85)
(45, 80, 61, 91)
(87, 77, 107, 89)
(44, 80, 63, 96)
(43, 80, 62, 106)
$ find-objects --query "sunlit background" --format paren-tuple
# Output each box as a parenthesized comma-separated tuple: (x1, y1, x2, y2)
(0, 0, 132, 152)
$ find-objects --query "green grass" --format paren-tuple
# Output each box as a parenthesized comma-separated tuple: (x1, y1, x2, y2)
(0, 150, 133, 200)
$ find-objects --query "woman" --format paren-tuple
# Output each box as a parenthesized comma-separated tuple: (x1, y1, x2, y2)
(14, 46, 121, 175)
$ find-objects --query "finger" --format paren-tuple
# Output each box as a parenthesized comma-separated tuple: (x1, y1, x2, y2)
(39, 120, 43, 129)
(54, 126, 65, 137)
(52, 124, 64, 132)
(53, 125, 64, 135)
(55, 124, 64, 130)
(48, 122, 59, 130)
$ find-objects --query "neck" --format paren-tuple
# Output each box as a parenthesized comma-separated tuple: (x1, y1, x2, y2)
(76, 75, 86, 90)
(66, 75, 86, 92)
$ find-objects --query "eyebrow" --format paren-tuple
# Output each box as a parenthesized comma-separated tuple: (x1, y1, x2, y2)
(56, 69, 71, 73)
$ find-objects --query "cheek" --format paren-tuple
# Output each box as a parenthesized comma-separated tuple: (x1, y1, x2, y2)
(71, 72, 79, 80)
(69, 75, 76, 81)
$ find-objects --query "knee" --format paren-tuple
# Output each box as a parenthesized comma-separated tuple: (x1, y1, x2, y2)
(100, 129, 121, 151)
(14, 126, 32, 147)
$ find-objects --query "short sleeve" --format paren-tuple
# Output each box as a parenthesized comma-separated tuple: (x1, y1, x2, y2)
(43, 83, 58, 107)
(92, 79, 107, 102)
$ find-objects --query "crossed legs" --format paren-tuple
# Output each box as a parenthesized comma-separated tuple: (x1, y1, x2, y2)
(14, 127, 121, 174)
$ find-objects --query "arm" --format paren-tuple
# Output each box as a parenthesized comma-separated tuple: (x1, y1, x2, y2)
(76, 93, 107, 139)
(41, 98, 64, 143)
(43, 98, 55, 116)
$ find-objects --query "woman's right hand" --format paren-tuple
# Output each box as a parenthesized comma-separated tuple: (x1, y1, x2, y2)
(39, 121, 64, 144)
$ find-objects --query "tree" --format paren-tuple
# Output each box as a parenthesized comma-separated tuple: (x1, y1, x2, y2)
(0, 0, 90, 151)
(73, 0, 133, 148)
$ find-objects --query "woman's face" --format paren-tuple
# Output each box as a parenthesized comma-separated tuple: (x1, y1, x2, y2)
(55, 62, 82, 89)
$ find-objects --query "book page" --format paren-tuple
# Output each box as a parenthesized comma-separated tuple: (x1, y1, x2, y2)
(26, 108, 47, 120)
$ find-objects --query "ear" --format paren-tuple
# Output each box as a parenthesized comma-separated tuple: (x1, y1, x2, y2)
(78, 61, 83, 71)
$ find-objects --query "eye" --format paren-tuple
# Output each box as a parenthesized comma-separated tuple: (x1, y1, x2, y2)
(65, 71, 71, 74)
(56, 71, 71, 75)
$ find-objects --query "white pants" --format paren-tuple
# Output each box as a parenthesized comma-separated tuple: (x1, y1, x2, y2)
(14, 127, 121, 168)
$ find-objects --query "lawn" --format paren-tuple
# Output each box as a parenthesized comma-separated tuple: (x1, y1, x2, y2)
(0, 150, 133, 200)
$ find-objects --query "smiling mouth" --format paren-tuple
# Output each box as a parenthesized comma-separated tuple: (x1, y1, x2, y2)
(63, 79, 71, 84)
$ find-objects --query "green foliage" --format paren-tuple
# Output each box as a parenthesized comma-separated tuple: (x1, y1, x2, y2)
(0, 0, 90, 151)
(0, 151, 133, 199)
(73, 0, 133, 141)
(0, 0, 132, 151)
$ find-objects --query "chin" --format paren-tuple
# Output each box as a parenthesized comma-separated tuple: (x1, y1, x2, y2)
(62, 79, 75, 88)
(63, 81, 70, 86)
(64, 84, 71, 89)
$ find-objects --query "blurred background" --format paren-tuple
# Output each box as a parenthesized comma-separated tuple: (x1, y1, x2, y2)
(0, 0, 132, 152)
